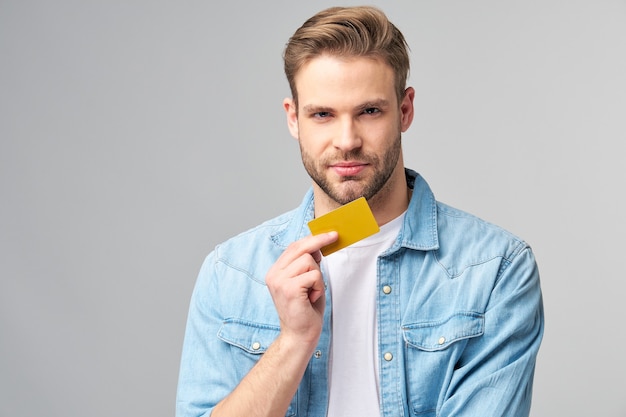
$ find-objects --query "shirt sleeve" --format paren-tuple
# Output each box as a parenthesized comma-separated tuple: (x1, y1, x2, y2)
(439, 246, 545, 416)
(175, 251, 232, 417)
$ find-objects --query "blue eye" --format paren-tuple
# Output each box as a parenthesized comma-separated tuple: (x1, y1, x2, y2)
(314, 112, 331, 118)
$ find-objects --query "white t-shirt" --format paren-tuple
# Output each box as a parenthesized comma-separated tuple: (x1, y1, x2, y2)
(323, 212, 405, 417)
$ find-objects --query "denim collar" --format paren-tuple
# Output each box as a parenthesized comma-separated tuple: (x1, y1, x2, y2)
(272, 168, 439, 252)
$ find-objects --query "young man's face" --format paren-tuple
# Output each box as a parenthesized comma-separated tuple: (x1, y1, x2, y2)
(284, 55, 414, 208)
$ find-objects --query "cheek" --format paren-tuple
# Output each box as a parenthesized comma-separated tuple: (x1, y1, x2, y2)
(299, 139, 326, 160)
(298, 125, 332, 153)
(367, 123, 398, 148)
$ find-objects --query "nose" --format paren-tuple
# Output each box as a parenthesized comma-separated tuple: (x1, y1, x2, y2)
(332, 116, 362, 153)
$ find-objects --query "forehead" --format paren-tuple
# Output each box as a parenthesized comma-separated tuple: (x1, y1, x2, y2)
(294, 55, 396, 106)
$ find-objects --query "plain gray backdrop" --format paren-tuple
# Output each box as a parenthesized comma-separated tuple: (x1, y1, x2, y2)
(1, 0, 625, 416)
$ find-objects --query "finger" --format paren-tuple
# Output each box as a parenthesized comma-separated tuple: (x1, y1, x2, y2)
(311, 249, 323, 265)
(267, 266, 324, 308)
(293, 268, 326, 302)
(275, 232, 338, 269)
(278, 252, 322, 281)
(266, 251, 320, 291)
(306, 274, 326, 304)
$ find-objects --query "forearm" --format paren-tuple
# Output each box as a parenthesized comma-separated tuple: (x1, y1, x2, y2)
(212, 334, 316, 417)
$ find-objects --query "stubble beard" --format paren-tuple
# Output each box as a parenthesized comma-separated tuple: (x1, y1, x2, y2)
(300, 133, 402, 206)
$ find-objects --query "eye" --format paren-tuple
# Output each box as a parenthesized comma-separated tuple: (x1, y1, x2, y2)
(313, 111, 331, 119)
(362, 107, 380, 115)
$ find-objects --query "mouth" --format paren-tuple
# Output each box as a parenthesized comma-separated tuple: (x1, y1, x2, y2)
(329, 162, 368, 177)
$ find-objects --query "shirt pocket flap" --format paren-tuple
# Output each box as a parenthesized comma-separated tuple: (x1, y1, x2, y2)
(402, 312, 484, 352)
(218, 319, 281, 354)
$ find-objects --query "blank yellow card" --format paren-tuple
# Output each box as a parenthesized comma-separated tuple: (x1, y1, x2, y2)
(308, 197, 380, 256)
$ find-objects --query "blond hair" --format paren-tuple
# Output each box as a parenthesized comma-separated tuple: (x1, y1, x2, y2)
(283, 6, 410, 106)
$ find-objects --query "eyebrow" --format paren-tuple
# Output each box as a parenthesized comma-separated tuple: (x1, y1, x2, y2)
(302, 104, 334, 114)
(356, 99, 390, 111)
(302, 99, 391, 114)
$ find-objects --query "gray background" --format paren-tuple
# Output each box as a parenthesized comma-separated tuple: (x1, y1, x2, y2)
(1, 0, 625, 416)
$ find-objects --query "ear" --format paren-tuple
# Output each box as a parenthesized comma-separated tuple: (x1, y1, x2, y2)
(283, 97, 299, 139)
(399, 87, 415, 132)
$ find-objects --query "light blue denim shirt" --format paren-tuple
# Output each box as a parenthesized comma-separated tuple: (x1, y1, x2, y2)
(176, 169, 544, 417)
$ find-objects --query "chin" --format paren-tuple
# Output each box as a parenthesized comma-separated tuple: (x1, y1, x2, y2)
(329, 186, 368, 205)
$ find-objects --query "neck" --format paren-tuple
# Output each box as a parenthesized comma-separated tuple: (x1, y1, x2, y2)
(367, 165, 410, 226)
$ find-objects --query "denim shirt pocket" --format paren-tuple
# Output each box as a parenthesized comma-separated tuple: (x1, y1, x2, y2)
(217, 319, 298, 416)
(218, 318, 280, 354)
(402, 312, 484, 416)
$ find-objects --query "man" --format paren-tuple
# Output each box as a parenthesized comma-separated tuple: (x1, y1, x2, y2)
(176, 6, 544, 417)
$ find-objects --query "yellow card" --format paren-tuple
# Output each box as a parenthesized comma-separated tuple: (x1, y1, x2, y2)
(307, 197, 380, 256)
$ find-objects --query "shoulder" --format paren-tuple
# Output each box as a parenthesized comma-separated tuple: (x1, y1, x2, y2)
(206, 208, 299, 281)
(219, 208, 298, 252)
(434, 201, 532, 277)
(437, 202, 525, 247)
(197, 189, 314, 287)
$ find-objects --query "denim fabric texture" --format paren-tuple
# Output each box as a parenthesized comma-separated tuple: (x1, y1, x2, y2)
(176, 169, 544, 417)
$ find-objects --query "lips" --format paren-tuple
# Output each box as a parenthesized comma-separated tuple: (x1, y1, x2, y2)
(330, 162, 368, 177)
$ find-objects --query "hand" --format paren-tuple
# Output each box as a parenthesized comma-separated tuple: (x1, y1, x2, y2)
(265, 232, 338, 345)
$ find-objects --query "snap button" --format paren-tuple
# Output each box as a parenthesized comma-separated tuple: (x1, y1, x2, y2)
(251, 342, 261, 350)
(382, 285, 392, 294)
(314, 350, 322, 359)
(383, 352, 393, 361)
(438, 337, 446, 345)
